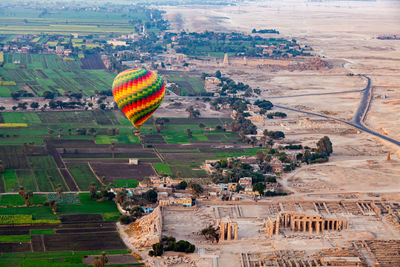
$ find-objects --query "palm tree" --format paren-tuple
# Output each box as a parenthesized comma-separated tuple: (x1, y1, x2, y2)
(49, 200, 59, 213)
(100, 252, 108, 266)
(56, 184, 62, 199)
(89, 182, 97, 199)
(110, 143, 115, 159)
(116, 190, 126, 205)
(18, 186, 25, 198)
(24, 191, 33, 207)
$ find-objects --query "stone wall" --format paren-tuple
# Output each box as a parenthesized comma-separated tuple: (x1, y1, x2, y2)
(125, 206, 163, 247)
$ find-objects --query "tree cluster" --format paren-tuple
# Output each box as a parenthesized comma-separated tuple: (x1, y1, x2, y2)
(149, 236, 195, 256)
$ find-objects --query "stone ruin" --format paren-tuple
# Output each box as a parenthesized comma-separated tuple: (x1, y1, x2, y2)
(124, 206, 162, 247)
(145, 256, 197, 267)
(265, 212, 349, 238)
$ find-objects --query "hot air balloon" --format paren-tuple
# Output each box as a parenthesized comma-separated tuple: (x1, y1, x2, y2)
(112, 68, 165, 135)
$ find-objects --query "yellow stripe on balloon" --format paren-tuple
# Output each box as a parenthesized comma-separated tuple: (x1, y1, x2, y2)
(114, 71, 157, 103)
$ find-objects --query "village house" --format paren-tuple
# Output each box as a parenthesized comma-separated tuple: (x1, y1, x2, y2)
(239, 177, 253, 192)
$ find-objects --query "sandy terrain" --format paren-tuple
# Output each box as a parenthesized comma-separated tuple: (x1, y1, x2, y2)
(154, 2, 400, 266)
(162, 0, 400, 152)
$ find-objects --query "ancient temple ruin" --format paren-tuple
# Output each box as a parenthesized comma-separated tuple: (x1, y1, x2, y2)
(266, 212, 349, 238)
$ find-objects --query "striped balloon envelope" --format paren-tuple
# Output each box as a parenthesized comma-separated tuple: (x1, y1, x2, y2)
(112, 69, 165, 134)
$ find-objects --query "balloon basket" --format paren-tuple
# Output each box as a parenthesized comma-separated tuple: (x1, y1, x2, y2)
(134, 130, 141, 136)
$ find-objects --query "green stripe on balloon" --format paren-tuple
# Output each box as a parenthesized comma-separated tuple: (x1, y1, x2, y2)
(128, 98, 163, 125)
(117, 76, 163, 110)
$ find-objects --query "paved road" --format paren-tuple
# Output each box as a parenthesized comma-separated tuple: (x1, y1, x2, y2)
(276, 104, 400, 146)
(352, 75, 371, 125)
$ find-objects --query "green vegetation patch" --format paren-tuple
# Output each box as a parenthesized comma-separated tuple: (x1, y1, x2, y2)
(214, 147, 266, 158)
(113, 179, 139, 188)
(28, 156, 57, 169)
(3, 169, 18, 192)
(0, 235, 30, 242)
(30, 229, 55, 235)
(153, 163, 173, 176)
(66, 163, 101, 190)
(0, 214, 59, 225)
(1, 112, 41, 124)
(58, 193, 119, 221)
(16, 169, 36, 191)
(0, 249, 132, 267)
(0, 194, 46, 206)
(165, 73, 205, 96)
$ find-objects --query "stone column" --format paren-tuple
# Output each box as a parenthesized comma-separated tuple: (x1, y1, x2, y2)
(234, 223, 238, 240)
(303, 220, 307, 232)
(316, 221, 320, 234)
(220, 221, 225, 241)
(309, 221, 313, 234)
(227, 223, 232, 240)
(275, 219, 280, 235)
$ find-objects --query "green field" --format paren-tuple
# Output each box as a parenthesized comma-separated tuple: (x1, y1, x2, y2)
(153, 163, 173, 176)
(3, 170, 19, 192)
(0, 194, 46, 206)
(0, 250, 134, 267)
(0, 193, 120, 222)
(0, 53, 114, 97)
(30, 229, 55, 235)
(0, 112, 243, 188)
(164, 73, 205, 96)
(58, 193, 119, 220)
(0, 206, 58, 220)
(0, 6, 151, 35)
(28, 156, 57, 169)
(66, 163, 101, 191)
(0, 235, 31, 242)
(113, 179, 139, 188)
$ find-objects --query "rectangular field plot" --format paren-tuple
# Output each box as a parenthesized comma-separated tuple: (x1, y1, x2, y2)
(66, 163, 100, 191)
(44, 232, 126, 251)
(57, 193, 119, 220)
(1, 53, 116, 97)
(95, 134, 140, 145)
(142, 134, 166, 144)
(0, 249, 131, 266)
(33, 169, 67, 192)
(0, 235, 30, 242)
(0, 206, 58, 220)
(163, 72, 205, 96)
(113, 179, 139, 188)
(0, 194, 46, 206)
(16, 170, 36, 191)
(169, 164, 208, 178)
(3, 170, 18, 192)
(90, 162, 156, 181)
(30, 229, 55, 235)
(1, 112, 41, 124)
(0, 146, 28, 169)
(37, 111, 97, 124)
(153, 163, 173, 177)
(28, 156, 57, 169)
